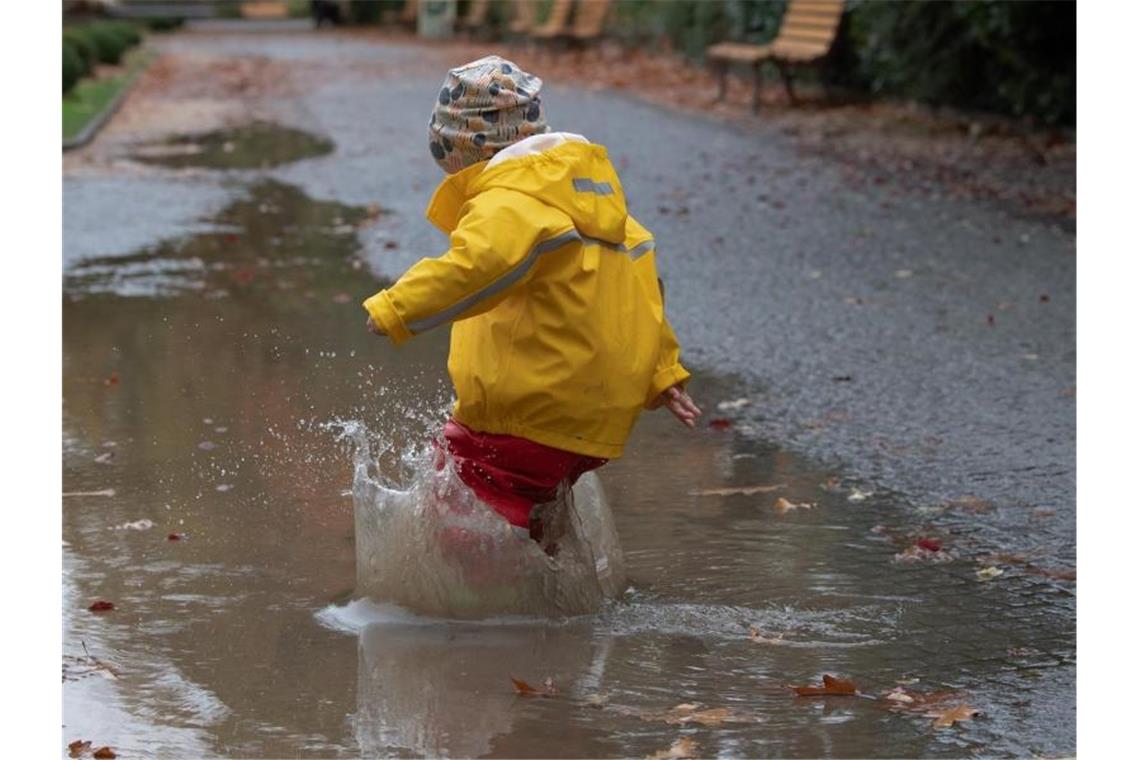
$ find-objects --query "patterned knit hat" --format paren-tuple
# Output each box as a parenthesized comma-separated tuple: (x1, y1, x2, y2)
(428, 55, 549, 173)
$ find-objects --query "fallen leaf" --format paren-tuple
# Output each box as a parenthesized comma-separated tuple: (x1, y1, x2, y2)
(88, 601, 114, 612)
(793, 674, 857, 697)
(883, 687, 915, 704)
(976, 566, 1004, 580)
(104, 372, 119, 387)
(915, 537, 942, 552)
(689, 483, 786, 496)
(167, 532, 186, 541)
(708, 418, 733, 430)
(93, 748, 117, 760)
(748, 627, 786, 645)
(927, 703, 980, 728)
(68, 739, 91, 757)
(774, 497, 814, 513)
(511, 676, 555, 697)
(648, 737, 699, 759)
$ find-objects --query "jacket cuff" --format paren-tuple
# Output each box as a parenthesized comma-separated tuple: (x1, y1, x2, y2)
(645, 363, 691, 409)
(362, 290, 413, 347)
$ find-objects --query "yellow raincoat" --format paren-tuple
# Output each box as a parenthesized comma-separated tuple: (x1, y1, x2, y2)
(363, 139, 689, 459)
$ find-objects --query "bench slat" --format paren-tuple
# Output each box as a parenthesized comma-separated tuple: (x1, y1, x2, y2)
(531, 0, 573, 37)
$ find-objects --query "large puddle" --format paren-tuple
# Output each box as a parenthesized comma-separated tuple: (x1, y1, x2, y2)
(64, 174, 1074, 756)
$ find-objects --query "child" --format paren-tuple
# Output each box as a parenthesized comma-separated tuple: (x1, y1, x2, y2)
(363, 55, 700, 542)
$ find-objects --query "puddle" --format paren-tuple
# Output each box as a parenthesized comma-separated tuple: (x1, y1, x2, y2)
(131, 121, 334, 169)
(63, 180, 1074, 757)
(66, 179, 375, 297)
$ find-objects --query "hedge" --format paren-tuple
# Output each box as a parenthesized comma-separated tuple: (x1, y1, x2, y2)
(63, 40, 83, 94)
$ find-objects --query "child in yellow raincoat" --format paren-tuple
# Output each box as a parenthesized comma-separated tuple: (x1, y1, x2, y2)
(364, 56, 700, 541)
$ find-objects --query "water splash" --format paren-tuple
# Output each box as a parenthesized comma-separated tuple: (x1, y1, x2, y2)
(324, 416, 628, 620)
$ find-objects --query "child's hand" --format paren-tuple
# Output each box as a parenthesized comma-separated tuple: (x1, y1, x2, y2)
(661, 385, 702, 428)
(365, 316, 386, 336)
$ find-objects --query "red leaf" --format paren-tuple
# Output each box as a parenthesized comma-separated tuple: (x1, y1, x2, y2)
(167, 533, 185, 541)
(89, 600, 114, 612)
(511, 676, 538, 695)
(511, 676, 556, 696)
(793, 674, 858, 696)
(916, 537, 942, 552)
(709, 418, 733, 430)
(68, 739, 91, 758)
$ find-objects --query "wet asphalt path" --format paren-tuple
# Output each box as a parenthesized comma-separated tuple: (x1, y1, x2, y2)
(70, 27, 1076, 564)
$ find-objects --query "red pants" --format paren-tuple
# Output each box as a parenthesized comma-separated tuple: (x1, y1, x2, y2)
(439, 419, 607, 530)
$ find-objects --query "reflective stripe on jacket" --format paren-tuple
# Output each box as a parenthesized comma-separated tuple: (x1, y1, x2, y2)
(363, 139, 689, 459)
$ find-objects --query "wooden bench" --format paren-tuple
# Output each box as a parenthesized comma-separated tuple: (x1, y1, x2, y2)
(456, 0, 490, 36)
(530, 0, 612, 52)
(707, 0, 845, 111)
(508, 0, 540, 36)
(529, 0, 574, 41)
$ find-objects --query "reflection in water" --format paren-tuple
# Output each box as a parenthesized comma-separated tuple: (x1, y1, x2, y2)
(355, 620, 607, 758)
(131, 121, 335, 170)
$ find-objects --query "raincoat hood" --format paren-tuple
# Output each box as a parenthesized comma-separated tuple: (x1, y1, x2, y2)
(426, 136, 628, 245)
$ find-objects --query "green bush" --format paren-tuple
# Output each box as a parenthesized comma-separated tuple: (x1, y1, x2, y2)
(85, 23, 128, 64)
(63, 40, 83, 94)
(107, 21, 143, 47)
(841, 1, 1074, 125)
(64, 28, 98, 75)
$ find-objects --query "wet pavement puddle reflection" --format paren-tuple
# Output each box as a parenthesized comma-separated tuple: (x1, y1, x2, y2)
(131, 121, 334, 170)
(63, 173, 1073, 757)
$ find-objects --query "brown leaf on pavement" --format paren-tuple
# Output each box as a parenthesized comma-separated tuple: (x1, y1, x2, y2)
(92, 748, 117, 759)
(748, 627, 787, 645)
(68, 740, 91, 758)
(793, 674, 857, 696)
(88, 601, 114, 612)
(774, 497, 814, 513)
(927, 703, 981, 728)
(648, 737, 700, 759)
(511, 676, 556, 697)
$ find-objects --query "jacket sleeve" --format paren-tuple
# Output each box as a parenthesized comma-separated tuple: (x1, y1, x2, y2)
(362, 199, 565, 346)
(644, 316, 692, 409)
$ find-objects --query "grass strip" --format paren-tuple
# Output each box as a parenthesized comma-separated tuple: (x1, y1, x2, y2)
(63, 48, 154, 145)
